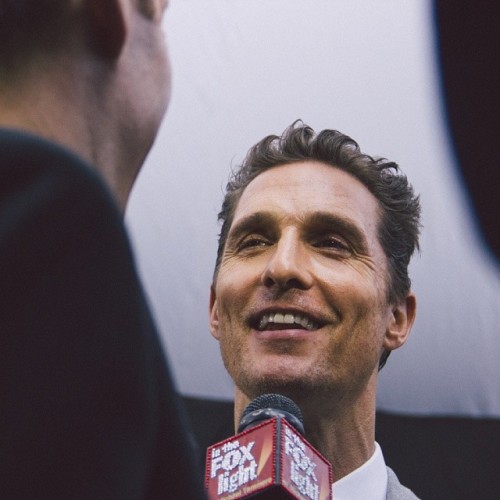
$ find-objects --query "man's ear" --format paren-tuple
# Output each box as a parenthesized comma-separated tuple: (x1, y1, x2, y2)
(209, 285, 221, 340)
(137, 0, 166, 22)
(383, 292, 417, 352)
(85, 0, 129, 58)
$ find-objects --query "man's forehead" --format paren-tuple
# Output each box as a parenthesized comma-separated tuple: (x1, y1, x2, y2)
(231, 161, 381, 232)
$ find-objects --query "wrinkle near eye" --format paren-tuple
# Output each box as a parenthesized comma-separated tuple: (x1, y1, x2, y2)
(342, 253, 388, 293)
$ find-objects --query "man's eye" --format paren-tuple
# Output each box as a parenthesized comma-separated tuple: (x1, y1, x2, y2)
(238, 236, 269, 251)
(314, 236, 349, 252)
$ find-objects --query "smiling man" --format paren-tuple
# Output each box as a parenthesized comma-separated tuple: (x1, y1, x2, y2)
(209, 122, 421, 499)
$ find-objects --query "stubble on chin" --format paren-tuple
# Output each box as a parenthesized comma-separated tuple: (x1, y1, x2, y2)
(227, 355, 338, 406)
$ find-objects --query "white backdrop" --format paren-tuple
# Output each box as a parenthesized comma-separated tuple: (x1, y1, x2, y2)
(126, 0, 500, 417)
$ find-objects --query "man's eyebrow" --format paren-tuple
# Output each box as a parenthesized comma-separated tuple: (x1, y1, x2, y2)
(305, 212, 370, 251)
(227, 212, 276, 244)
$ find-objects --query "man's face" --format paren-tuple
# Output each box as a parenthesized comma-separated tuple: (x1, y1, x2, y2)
(210, 161, 412, 404)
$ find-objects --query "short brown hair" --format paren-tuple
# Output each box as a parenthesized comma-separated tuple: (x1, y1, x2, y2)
(0, 1, 68, 68)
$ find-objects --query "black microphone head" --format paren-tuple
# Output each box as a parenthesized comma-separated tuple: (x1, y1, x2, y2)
(238, 393, 305, 435)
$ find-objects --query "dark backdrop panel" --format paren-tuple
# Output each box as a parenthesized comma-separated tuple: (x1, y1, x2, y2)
(183, 397, 500, 500)
(377, 412, 499, 500)
(434, 0, 500, 260)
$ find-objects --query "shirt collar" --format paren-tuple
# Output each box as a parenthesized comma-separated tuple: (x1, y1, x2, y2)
(331, 442, 388, 500)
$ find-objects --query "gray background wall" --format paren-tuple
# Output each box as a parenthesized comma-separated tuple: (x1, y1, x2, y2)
(126, 0, 500, 418)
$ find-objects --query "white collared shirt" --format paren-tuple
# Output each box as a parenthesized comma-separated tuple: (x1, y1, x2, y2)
(331, 442, 388, 500)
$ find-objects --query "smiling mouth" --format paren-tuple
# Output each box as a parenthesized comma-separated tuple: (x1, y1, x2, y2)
(258, 312, 320, 331)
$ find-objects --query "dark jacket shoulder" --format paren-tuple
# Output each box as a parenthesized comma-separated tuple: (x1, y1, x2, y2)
(0, 129, 205, 499)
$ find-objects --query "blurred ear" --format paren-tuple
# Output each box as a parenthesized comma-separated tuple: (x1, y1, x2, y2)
(138, 0, 167, 22)
(209, 285, 221, 340)
(383, 292, 417, 352)
(85, 0, 129, 58)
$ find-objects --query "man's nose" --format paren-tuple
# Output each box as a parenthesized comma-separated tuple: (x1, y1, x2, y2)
(260, 233, 313, 290)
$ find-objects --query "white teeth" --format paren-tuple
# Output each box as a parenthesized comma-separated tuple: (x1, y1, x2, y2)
(298, 317, 310, 328)
(258, 312, 318, 331)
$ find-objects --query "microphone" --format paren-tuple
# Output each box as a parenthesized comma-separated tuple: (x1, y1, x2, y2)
(205, 394, 332, 499)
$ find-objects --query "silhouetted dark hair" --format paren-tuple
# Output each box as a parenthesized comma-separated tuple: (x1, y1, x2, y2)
(0, 1, 67, 66)
(213, 121, 421, 369)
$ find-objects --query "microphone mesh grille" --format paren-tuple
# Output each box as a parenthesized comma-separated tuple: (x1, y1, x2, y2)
(242, 393, 304, 424)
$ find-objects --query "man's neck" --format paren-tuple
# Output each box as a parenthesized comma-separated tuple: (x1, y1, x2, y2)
(0, 66, 135, 212)
(302, 401, 376, 481)
(234, 380, 378, 482)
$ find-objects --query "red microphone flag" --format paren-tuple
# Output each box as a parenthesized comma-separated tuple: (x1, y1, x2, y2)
(205, 417, 332, 499)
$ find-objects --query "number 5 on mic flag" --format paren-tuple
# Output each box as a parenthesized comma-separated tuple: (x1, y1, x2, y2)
(205, 417, 332, 499)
